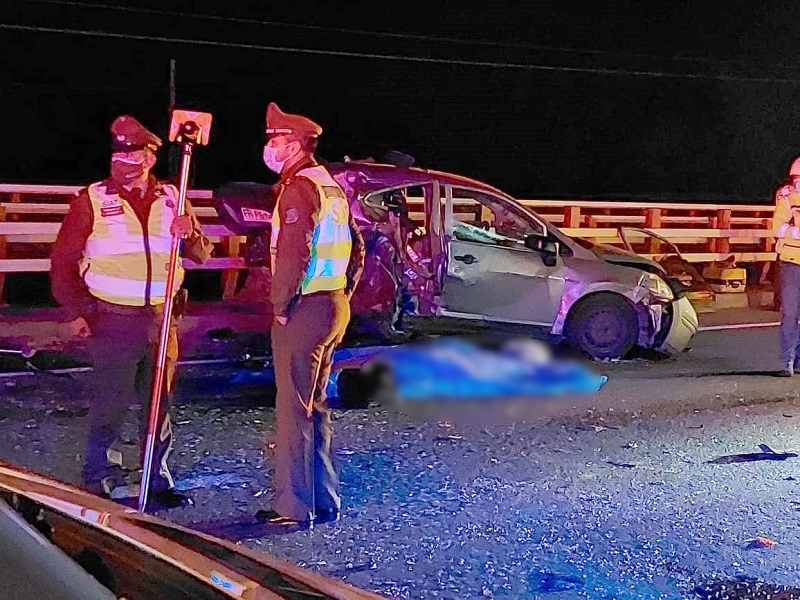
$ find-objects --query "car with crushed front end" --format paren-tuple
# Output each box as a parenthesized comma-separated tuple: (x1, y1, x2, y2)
(215, 153, 699, 361)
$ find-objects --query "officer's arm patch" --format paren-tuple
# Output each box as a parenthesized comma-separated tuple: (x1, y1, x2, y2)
(323, 186, 345, 199)
(284, 207, 300, 224)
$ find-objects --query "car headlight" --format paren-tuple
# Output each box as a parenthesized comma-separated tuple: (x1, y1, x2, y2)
(638, 272, 674, 301)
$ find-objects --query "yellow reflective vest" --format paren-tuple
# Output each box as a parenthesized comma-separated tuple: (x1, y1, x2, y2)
(270, 165, 352, 294)
(80, 181, 184, 306)
(774, 184, 800, 265)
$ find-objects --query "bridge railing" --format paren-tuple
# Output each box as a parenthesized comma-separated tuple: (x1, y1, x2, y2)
(0, 184, 778, 301)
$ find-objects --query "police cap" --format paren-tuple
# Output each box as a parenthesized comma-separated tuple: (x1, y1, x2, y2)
(265, 102, 322, 140)
(110, 115, 162, 153)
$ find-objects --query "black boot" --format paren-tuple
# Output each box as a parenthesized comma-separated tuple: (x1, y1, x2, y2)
(254, 509, 310, 530)
(148, 488, 193, 509)
(313, 508, 340, 525)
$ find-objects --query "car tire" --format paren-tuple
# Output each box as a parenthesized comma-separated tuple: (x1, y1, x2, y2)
(565, 293, 638, 360)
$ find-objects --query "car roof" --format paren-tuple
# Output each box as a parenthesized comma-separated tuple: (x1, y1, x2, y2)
(326, 160, 517, 201)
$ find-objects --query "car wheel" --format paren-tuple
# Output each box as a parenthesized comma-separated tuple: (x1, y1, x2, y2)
(566, 293, 638, 360)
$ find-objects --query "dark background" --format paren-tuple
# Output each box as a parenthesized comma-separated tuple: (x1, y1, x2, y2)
(3, 0, 800, 202)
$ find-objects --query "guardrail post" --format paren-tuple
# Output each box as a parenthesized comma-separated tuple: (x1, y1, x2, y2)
(761, 219, 774, 253)
(0, 205, 6, 305)
(564, 206, 581, 228)
(220, 235, 241, 300)
(644, 207, 662, 253)
(7, 193, 21, 222)
(759, 218, 776, 284)
(713, 209, 732, 254)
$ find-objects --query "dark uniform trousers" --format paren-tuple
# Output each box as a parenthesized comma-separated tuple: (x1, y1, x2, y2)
(82, 300, 178, 493)
(779, 260, 800, 368)
(271, 289, 350, 521)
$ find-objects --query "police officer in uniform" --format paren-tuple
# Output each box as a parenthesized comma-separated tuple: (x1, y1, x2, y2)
(773, 157, 800, 376)
(50, 115, 213, 506)
(256, 103, 365, 527)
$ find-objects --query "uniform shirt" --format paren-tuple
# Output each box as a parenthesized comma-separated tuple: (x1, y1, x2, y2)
(50, 175, 213, 321)
(270, 157, 366, 317)
(773, 182, 800, 265)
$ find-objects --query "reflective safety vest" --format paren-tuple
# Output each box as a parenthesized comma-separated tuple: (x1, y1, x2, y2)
(775, 184, 800, 265)
(270, 165, 352, 294)
(80, 181, 184, 306)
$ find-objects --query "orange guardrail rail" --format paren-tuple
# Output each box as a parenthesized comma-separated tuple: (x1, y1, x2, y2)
(0, 184, 778, 300)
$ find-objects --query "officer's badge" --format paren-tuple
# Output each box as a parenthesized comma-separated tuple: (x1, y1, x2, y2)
(284, 207, 300, 224)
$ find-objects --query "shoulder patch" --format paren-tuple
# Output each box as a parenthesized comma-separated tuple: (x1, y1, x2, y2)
(284, 207, 300, 224)
(781, 185, 795, 197)
(322, 185, 345, 199)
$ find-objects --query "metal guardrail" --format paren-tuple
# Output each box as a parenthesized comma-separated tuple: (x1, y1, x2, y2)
(0, 186, 244, 300)
(0, 184, 779, 300)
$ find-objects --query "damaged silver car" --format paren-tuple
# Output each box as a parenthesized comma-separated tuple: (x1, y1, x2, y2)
(215, 153, 699, 361)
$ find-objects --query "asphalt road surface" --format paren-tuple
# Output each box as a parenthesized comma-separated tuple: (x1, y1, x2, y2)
(3, 326, 800, 599)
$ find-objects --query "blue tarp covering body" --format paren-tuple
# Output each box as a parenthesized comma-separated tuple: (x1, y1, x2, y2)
(229, 339, 606, 403)
(367, 338, 607, 401)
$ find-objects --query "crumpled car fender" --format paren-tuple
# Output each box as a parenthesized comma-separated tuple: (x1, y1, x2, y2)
(551, 279, 655, 341)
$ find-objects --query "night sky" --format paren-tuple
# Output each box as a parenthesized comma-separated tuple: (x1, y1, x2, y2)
(3, 0, 800, 202)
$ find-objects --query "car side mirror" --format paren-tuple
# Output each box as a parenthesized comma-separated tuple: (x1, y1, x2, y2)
(541, 247, 558, 267)
(524, 233, 544, 250)
(524, 233, 559, 267)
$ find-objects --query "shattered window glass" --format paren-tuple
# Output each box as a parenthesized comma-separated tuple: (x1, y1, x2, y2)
(450, 187, 545, 246)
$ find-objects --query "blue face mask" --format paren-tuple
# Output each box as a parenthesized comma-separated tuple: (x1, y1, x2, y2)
(263, 139, 301, 174)
(262, 145, 287, 174)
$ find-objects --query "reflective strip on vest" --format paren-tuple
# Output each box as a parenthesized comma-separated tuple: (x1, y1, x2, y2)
(270, 165, 352, 295)
(81, 181, 184, 306)
(776, 192, 800, 265)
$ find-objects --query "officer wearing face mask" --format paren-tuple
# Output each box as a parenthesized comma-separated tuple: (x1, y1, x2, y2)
(255, 103, 365, 528)
(50, 115, 213, 507)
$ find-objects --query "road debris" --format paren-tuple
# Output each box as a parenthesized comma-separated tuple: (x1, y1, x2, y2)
(708, 444, 798, 464)
(745, 536, 777, 549)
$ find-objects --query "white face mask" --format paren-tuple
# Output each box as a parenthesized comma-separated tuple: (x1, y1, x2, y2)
(263, 145, 287, 174)
(111, 152, 148, 181)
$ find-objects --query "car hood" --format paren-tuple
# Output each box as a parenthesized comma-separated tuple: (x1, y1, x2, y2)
(589, 243, 667, 275)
